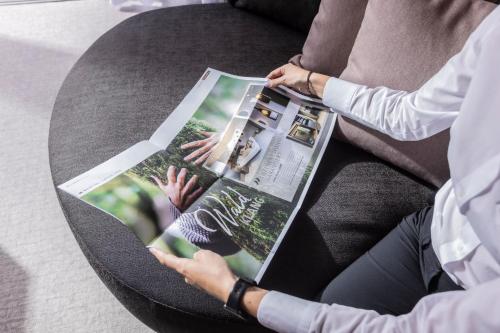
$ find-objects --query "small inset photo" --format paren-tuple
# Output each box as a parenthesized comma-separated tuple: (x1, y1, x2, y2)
(224, 120, 274, 183)
(249, 104, 283, 129)
(287, 105, 324, 147)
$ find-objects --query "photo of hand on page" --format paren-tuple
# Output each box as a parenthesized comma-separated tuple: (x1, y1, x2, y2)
(202, 85, 282, 179)
(150, 165, 251, 259)
(59, 69, 337, 281)
(152, 166, 203, 211)
(181, 131, 220, 166)
(151, 167, 241, 257)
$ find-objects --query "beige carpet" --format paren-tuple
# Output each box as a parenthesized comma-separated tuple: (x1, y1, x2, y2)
(0, 1, 153, 332)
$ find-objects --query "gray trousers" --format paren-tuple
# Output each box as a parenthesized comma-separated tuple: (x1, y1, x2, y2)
(319, 206, 462, 315)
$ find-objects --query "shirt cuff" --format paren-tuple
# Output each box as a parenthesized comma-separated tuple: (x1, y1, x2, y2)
(322, 77, 362, 113)
(257, 291, 323, 333)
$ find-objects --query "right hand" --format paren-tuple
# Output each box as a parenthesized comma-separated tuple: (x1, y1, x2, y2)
(149, 248, 238, 303)
(152, 166, 203, 211)
(181, 131, 219, 165)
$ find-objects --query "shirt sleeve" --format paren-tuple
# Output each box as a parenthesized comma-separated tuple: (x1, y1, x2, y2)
(257, 278, 500, 333)
(321, 32, 480, 141)
(447, 28, 500, 263)
(155, 198, 183, 230)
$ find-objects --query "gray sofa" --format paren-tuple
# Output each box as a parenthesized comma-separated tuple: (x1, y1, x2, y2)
(49, 3, 436, 332)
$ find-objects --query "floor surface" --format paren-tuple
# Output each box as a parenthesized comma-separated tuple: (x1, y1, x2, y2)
(0, 1, 156, 332)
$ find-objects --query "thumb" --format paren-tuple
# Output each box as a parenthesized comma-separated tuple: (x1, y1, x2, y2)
(149, 247, 185, 270)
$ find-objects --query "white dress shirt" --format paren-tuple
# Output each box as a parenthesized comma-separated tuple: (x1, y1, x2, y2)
(257, 6, 500, 333)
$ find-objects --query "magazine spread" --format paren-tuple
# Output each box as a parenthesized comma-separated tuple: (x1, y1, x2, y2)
(59, 68, 337, 282)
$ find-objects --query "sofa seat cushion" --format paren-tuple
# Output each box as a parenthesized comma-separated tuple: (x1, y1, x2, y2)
(49, 4, 434, 332)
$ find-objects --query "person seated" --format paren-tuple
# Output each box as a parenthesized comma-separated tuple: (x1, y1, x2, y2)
(148, 7, 500, 332)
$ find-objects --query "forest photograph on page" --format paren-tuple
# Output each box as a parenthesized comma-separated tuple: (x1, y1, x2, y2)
(81, 74, 280, 279)
(154, 178, 293, 279)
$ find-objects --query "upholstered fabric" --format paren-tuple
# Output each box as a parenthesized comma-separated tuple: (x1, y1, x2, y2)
(289, 0, 369, 77)
(336, 0, 496, 188)
(228, 0, 321, 33)
(290, 0, 496, 187)
(49, 4, 434, 332)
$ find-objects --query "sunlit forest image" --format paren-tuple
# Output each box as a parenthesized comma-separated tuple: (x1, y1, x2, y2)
(80, 74, 279, 279)
(191, 75, 253, 132)
(129, 119, 219, 191)
(183, 178, 292, 261)
(129, 75, 258, 190)
(82, 173, 164, 244)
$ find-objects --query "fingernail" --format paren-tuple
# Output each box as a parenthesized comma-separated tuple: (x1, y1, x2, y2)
(264, 79, 270, 87)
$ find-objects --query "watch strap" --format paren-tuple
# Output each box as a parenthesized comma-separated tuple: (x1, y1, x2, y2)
(224, 278, 256, 320)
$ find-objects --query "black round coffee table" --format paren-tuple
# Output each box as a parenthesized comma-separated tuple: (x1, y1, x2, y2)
(49, 4, 434, 332)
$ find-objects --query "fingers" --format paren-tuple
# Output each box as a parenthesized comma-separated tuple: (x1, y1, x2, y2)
(183, 139, 217, 162)
(149, 247, 192, 275)
(167, 165, 176, 184)
(149, 247, 181, 268)
(151, 175, 164, 188)
(177, 168, 187, 188)
(181, 174, 199, 197)
(193, 150, 212, 166)
(181, 137, 210, 150)
(184, 187, 204, 207)
(192, 249, 210, 261)
(180, 131, 214, 150)
(267, 76, 286, 88)
(266, 65, 286, 79)
(199, 131, 213, 138)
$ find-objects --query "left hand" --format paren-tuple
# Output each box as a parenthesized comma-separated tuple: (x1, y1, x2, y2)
(266, 63, 310, 93)
(149, 248, 237, 303)
(266, 63, 330, 98)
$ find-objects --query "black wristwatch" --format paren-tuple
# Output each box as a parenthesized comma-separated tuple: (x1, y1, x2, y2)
(224, 277, 257, 320)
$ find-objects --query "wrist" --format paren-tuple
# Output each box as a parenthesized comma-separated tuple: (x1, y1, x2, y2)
(241, 287, 268, 318)
(310, 73, 329, 98)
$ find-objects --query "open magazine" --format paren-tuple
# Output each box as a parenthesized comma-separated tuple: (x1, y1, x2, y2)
(59, 68, 337, 282)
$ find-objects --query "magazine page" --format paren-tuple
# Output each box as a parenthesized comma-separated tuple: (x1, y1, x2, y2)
(144, 74, 336, 281)
(149, 68, 265, 149)
(58, 69, 273, 280)
(58, 68, 336, 282)
(58, 140, 161, 197)
(204, 84, 334, 202)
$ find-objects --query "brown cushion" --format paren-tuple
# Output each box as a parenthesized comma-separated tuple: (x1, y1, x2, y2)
(337, 0, 495, 187)
(289, 0, 369, 77)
